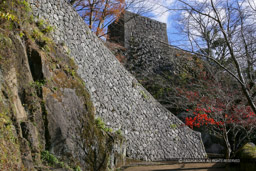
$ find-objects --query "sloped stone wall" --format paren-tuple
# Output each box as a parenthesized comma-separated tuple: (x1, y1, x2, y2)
(108, 11, 187, 112)
(29, 0, 207, 161)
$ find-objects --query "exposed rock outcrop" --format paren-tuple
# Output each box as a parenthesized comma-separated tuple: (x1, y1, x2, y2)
(0, 1, 124, 170)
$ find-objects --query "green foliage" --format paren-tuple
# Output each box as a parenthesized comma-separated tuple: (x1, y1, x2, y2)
(41, 151, 73, 170)
(19, 0, 31, 12)
(42, 44, 51, 52)
(41, 151, 59, 166)
(95, 117, 106, 129)
(0, 11, 18, 22)
(95, 117, 113, 133)
(36, 19, 54, 34)
(52, 86, 58, 91)
(105, 127, 113, 133)
(170, 124, 177, 129)
(140, 90, 149, 100)
(116, 129, 122, 135)
(37, 19, 45, 28)
(0, 0, 32, 31)
(71, 69, 76, 77)
(0, 32, 12, 63)
(64, 64, 76, 77)
(28, 15, 34, 24)
(28, 80, 46, 97)
(30, 80, 46, 89)
(180, 72, 189, 81)
(43, 25, 54, 34)
(153, 87, 166, 99)
(74, 166, 82, 171)
(0, 0, 54, 53)
(0, 33, 12, 47)
(31, 28, 42, 40)
(239, 143, 256, 159)
(19, 31, 24, 38)
(32, 27, 52, 46)
(66, 68, 76, 77)
(173, 136, 180, 142)
(0, 110, 23, 170)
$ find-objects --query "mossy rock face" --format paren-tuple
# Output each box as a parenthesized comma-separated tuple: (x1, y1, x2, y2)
(0, 100, 25, 170)
(0, 1, 125, 170)
(238, 143, 256, 159)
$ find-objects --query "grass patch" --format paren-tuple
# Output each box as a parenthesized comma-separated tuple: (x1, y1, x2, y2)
(170, 124, 177, 129)
(95, 117, 113, 133)
(140, 90, 149, 100)
(0, 90, 25, 170)
(41, 151, 79, 170)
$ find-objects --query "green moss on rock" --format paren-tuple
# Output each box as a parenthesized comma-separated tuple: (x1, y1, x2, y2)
(0, 87, 25, 170)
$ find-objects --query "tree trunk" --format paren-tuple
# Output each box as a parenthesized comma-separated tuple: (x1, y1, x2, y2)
(223, 130, 231, 159)
(225, 143, 232, 159)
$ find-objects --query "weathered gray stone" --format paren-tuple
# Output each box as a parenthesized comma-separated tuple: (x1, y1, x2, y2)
(45, 88, 85, 156)
(20, 122, 40, 153)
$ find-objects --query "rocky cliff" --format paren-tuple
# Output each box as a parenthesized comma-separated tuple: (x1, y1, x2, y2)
(0, 1, 124, 170)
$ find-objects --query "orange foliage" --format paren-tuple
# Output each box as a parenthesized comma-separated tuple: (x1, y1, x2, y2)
(74, 0, 125, 37)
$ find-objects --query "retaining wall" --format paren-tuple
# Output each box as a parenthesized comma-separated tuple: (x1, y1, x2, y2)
(29, 0, 206, 161)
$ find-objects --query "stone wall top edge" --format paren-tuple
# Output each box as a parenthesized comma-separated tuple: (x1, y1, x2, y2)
(124, 11, 167, 27)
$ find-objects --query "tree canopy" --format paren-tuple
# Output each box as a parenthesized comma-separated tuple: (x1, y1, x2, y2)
(70, 0, 125, 37)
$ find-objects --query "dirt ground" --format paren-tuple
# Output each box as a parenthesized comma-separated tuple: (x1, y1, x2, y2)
(122, 162, 226, 171)
(119, 159, 256, 171)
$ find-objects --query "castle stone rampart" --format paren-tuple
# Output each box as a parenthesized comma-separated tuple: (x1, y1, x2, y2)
(29, 0, 206, 161)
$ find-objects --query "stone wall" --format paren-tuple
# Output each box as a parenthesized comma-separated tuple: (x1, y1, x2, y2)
(122, 11, 169, 45)
(108, 11, 186, 112)
(108, 11, 168, 46)
(108, 11, 174, 77)
(29, 0, 207, 161)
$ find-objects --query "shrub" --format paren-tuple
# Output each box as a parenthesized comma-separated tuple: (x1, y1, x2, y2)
(95, 117, 113, 133)
(41, 151, 59, 166)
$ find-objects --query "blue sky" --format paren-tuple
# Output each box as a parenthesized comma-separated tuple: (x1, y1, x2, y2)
(73, 0, 186, 47)
(137, 0, 256, 50)
(74, 0, 256, 51)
